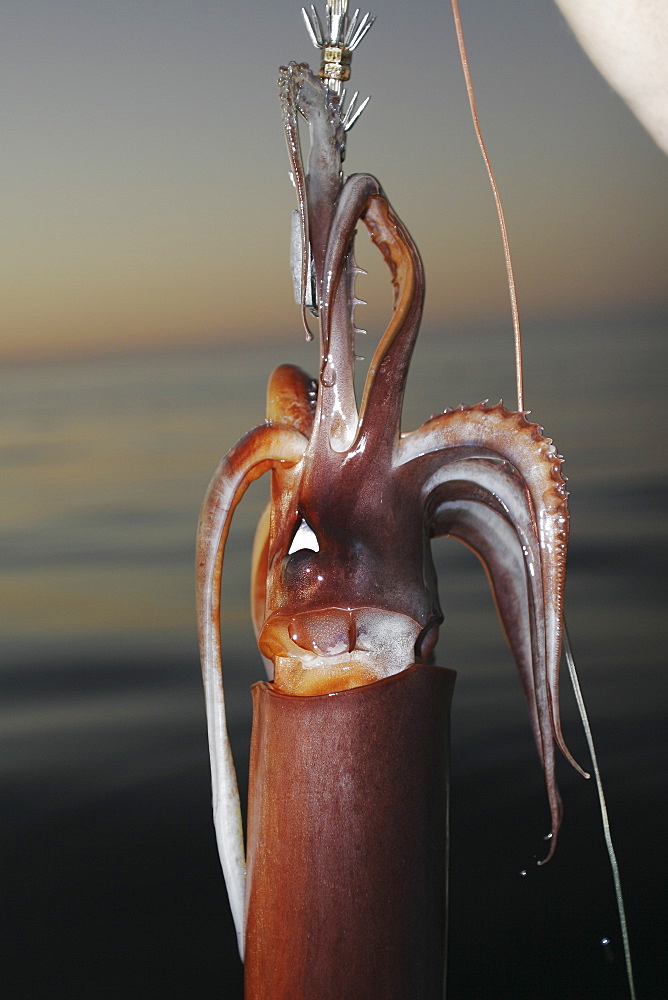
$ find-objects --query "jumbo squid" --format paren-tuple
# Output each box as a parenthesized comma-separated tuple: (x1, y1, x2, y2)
(196, 4, 584, 996)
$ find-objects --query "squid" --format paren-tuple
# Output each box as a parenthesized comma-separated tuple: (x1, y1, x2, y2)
(196, 5, 586, 997)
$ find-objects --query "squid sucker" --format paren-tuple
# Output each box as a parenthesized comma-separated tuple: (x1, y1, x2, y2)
(196, 6, 584, 998)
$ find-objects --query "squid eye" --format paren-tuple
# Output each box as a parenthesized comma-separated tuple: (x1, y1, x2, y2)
(288, 518, 320, 555)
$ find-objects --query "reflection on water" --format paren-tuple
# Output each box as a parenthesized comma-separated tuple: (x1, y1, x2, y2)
(1, 316, 666, 997)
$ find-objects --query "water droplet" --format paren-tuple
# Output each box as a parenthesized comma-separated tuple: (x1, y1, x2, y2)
(601, 938, 610, 947)
(520, 870, 527, 877)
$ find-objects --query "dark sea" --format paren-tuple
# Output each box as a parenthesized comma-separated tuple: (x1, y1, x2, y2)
(1, 314, 666, 998)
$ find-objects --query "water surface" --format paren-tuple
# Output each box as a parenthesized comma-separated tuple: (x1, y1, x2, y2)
(1, 318, 666, 997)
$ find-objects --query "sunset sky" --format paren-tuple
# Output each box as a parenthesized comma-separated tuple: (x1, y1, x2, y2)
(3, 0, 667, 363)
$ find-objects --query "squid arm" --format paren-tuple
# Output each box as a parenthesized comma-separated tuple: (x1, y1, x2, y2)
(397, 408, 587, 855)
(196, 421, 307, 955)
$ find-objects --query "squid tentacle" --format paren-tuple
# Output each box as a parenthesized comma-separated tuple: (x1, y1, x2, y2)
(265, 363, 318, 437)
(393, 404, 585, 852)
(356, 195, 424, 441)
(318, 172, 382, 356)
(433, 497, 543, 758)
(251, 364, 318, 665)
(417, 456, 547, 744)
(424, 479, 561, 856)
(196, 423, 307, 956)
(399, 404, 582, 775)
(315, 178, 424, 457)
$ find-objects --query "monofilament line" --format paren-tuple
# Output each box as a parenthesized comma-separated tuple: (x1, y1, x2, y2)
(564, 627, 637, 1000)
(450, 0, 525, 414)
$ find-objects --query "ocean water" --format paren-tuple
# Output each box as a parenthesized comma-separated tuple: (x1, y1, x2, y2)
(1, 316, 666, 998)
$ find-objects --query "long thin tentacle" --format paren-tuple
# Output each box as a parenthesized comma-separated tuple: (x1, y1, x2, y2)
(399, 404, 580, 774)
(251, 365, 317, 674)
(357, 195, 424, 442)
(429, 489, 561, 857)
(319, 172, 382, 358)
(425, 471, 544, 759)
(196, 424, 307, 957)
(318, 177, 424, 453)
(397, 405, 587, 856)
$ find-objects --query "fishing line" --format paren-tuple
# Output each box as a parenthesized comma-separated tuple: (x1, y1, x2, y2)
(450, 0, 525, 414)
(451, 6, 636, 995)
(564, 625, 637, 1000)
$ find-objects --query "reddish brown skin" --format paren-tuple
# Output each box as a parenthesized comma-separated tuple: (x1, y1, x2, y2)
(196, 59, 579, 982)
(245, 664, 455, 1000)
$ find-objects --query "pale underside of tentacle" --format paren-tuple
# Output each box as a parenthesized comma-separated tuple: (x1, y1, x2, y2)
(420, 457, 546, 751)
(422, 460, 560, 850)
(312, 174, 424, 455)
(196, 422, 307, 956)
(399, 405, 577, 759)
(435, 497, 543, 749)
(395, 403, 585, 856)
